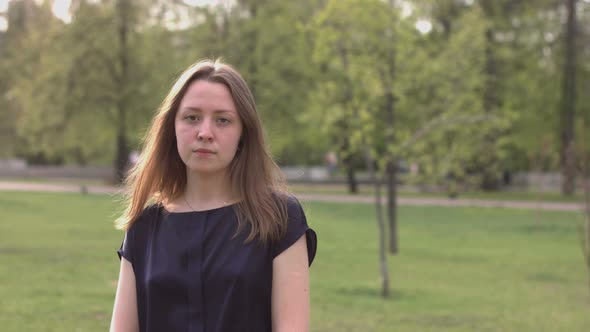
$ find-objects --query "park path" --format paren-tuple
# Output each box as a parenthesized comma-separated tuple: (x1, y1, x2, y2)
(0, 180, 585, 213)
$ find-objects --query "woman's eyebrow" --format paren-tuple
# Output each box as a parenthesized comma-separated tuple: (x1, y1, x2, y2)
(180, 107, 236, 114)
(213, 110, 237, 115)
(179, 106, 201, 112)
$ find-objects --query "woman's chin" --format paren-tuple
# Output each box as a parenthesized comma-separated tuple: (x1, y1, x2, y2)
(186, 165, 230, 176)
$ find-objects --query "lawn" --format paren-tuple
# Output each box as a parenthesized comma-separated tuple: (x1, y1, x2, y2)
(289, 183, 587, 203)
(0, 191, 589, 331)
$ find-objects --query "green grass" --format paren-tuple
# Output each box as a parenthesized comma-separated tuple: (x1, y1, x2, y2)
(289, 183, 587, 203)
(0, 177, 109, 186)
(2, 178, 584, 202)
(0, 191, 589, 331)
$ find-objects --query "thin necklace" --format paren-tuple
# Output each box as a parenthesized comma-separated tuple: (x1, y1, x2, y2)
(183, 193, 230, 212)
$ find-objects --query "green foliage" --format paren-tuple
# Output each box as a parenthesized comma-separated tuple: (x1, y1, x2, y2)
(3, 1, 70, 161)
(0, 0, 588, 177)
(405, 5, 492, 185)
(309, 0, 395, 166)
(227, 0, 321, 164)
(309, 0, 509, 189)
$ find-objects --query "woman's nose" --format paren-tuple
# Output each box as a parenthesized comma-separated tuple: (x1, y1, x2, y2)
(197, 120, 213, 141)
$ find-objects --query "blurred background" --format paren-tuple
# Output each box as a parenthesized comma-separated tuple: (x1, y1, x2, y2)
(1, 0, 590, 331)
(0, 0, 588, 194)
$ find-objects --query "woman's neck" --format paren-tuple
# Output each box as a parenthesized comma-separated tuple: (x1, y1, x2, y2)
(183, 170, 236, 210)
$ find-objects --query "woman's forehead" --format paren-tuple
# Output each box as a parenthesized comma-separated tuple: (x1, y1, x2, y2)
(179, 80, 237, 113)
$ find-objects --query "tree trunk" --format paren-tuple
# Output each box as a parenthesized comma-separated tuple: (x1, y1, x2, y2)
(560, 0, 578, 195)
(248, 2, 258, 97)
(587, 150, 590, 302)
(365, 148, 389, 298)
(338, 41, 357, 194)
(115, 130, 129, 184)
(114, 0, 129, 184)
(382, 0, 397, 254)
(384, 87, 397, 254)
(585, 178, 590, 300)
(386, 160, 398, 254)
(345, 155, 358, 194)
(581, 154, 590, 300)
(587, 215, 590, 302)
(480, 25, 501, 191)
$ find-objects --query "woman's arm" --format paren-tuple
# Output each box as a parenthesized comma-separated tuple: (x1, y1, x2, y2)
(272, 234, 310, 332)
(110, 257, 139, 332)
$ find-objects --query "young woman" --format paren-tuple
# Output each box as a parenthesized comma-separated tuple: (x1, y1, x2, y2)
(110, 59, 317, 332)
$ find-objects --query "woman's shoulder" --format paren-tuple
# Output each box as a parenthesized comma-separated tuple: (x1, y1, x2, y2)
(270, 191, 317, 265)
(144, 202, 163, 217)
(267, 191, 306, 225)
(282, 193, 304, 216)
(270, 190, 301, 207)
(128, 203, 163, 231)
(267, 192, 306, 224)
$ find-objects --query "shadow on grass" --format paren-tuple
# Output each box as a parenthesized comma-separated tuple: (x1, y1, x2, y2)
(527, 272, 567, 283)
(0, 197, 32, 210)
(516, 222, 576, 235)
(334, 286, 429, 302)
(0, 247, 35, 255)
(399, 313, 491, 329)
(405, 247, 490, 264)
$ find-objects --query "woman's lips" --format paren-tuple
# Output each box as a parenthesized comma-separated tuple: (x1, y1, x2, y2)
(193, 148, 215, 157)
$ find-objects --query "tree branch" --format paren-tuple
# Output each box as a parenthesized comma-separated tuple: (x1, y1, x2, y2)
(397, 114, 499, 154)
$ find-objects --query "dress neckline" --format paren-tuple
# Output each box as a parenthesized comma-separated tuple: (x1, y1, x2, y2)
(160, 202, 238, 215)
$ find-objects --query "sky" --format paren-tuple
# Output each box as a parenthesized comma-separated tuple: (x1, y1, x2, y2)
(0, 1, 7, 31)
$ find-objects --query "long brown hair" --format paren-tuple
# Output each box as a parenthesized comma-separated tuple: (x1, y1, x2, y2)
(116, 59, 289, 245)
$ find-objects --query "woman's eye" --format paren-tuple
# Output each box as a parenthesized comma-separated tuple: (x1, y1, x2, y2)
(185, 115, 199, 122)
(217, 118, 231, 125)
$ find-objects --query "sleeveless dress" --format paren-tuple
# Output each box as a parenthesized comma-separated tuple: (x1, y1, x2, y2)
(117, 196, 317, 332)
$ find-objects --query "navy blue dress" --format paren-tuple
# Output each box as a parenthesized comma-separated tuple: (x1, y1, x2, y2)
(117, 196, 317, 332)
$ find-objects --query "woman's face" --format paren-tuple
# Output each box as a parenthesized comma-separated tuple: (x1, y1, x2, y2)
(175, 80, 243, 176)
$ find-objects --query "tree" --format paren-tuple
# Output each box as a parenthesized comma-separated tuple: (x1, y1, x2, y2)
(185, 0, 323, 165)
(418, 0, 532, 191)
(0, 0, 36, 158)
(397, 4, 499, 195)
(311, 0, 497, 297)
(578, 108, 590, 300)
(312, 0, 398, 295)
(2, 0, 71, 163)
(560, 0, 579, 195)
